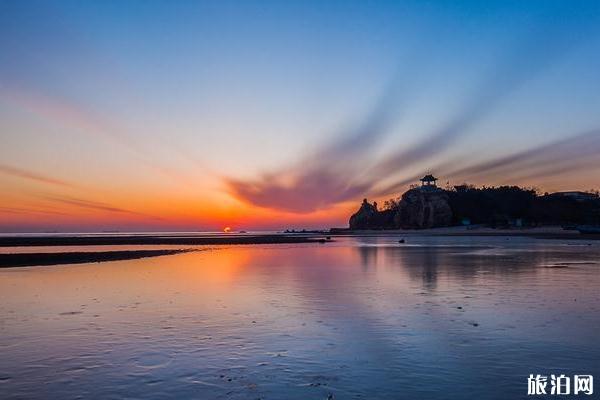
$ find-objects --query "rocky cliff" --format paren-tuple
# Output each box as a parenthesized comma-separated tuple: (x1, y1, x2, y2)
(349, 199, 378, 230)
(395, 188, 452, 229)
(348, 184, 600, 230)
(348, 188, 452, 230)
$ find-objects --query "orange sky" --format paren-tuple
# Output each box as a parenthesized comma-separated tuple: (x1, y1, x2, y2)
(2, 1, 600, 232)
(2, 155, 600, 232)
(0, 167, 356, 231)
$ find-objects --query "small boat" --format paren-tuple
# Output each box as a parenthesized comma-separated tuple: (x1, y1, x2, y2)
(577, 225, 600, 234)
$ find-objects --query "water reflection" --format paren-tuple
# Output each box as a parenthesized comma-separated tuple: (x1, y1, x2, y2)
(0, 236, 599, 399)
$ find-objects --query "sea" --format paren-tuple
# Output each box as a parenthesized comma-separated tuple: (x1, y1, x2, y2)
(0, 235, 598, 399)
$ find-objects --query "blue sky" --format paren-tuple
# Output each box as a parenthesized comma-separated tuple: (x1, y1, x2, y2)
(1, 0, 600, 230)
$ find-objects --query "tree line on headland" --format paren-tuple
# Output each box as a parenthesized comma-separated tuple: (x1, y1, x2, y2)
(349, 182, 600, 230)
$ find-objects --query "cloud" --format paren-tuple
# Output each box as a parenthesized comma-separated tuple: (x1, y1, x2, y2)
(1, 84, 190, 185)
(40, 194, 163, 220)
(228, 36, 592, 211)
(226, 35, 452, 213)
(446, 129, 600, 183)
(226, 83, 402, 213)
(226, 2, 597, 213)
(0, 206, 68, 216)
(0, 164, 75, 188)
(370, 9, 593, 179)
(374, 129, 600, 196)
(1, 84, 148, 156)
(228, 171, 373, 213)
(226, 4, 599, 213)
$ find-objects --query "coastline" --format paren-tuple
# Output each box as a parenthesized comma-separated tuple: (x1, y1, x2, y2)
(330, 226, 600, 240)
(1, 226, 597, 269)
(0, 249, 196, 268)
(0, 234, 330, 247)
(0, 234, 334, 268)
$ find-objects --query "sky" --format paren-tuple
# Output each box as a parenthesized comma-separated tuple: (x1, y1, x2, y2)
(1, 0, 600, 232)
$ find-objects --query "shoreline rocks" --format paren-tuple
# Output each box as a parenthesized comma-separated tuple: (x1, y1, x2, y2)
(348, 188, 453, 230)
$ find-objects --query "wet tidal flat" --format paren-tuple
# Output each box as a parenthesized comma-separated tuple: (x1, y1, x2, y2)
(0, 236, 599, 399)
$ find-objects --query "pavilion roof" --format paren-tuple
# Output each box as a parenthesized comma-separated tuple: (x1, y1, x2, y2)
(420, 174, 437, 182)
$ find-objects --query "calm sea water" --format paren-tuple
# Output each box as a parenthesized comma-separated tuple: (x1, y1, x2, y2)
(1, 236, 599, 399)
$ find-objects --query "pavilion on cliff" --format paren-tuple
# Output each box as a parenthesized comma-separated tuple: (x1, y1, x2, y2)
(420, 174, 438, 188)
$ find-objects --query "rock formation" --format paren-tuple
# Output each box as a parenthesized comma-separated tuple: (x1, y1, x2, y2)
(348, 182, 600, 230)
(348, 189, 452, 230)
(349, 199, 379, 230)
(394, 188, 452, 229)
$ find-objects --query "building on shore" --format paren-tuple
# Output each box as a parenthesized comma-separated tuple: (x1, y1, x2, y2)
(545, 191, 598, 202)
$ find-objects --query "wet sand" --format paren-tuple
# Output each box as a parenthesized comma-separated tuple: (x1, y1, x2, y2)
(0, 249, 196, 268)
(0, 234, 329, 247)
(0, 234, 332, 268)
(0, 227, 596, 268)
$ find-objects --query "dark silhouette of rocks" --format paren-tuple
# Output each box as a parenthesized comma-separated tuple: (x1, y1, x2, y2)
(350, 199, 377, 229)
(349, 187, 452, 230)
(349, 199, 396, 230)
(349, 199, 377, 229)
(0, 249, 195, 268)
(395, 187, 452, 228)
(348, 177, 600, 230)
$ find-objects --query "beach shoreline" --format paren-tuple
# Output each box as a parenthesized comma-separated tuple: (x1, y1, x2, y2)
(1, 227, 599, 248)
(1, 227, 598, 268)
(331, 225, 600, 240)
(0, 249, 198, 268)
(0, 234, 330, 247)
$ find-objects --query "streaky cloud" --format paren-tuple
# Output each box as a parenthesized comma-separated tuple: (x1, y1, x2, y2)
(376, 129, 600, 196)
(40, 194, 163, 220)
(225, 30, 448, 213)
(447, 129, 600, 183)
(228, 171, 373, 213)
(228, 4, 599, 213)
(371, 172, 425, 198)
(227, 74, 409, 213)
(0, 206, 69, 216)
(370, 8, 594, 178)
(1, 84, 188, 185)
(0, 164, 75, 188)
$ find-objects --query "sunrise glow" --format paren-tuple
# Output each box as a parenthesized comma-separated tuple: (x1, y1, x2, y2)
(1, 1, 599, 233)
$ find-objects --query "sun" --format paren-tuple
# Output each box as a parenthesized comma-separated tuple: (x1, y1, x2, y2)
(223, 227, 232, 233)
